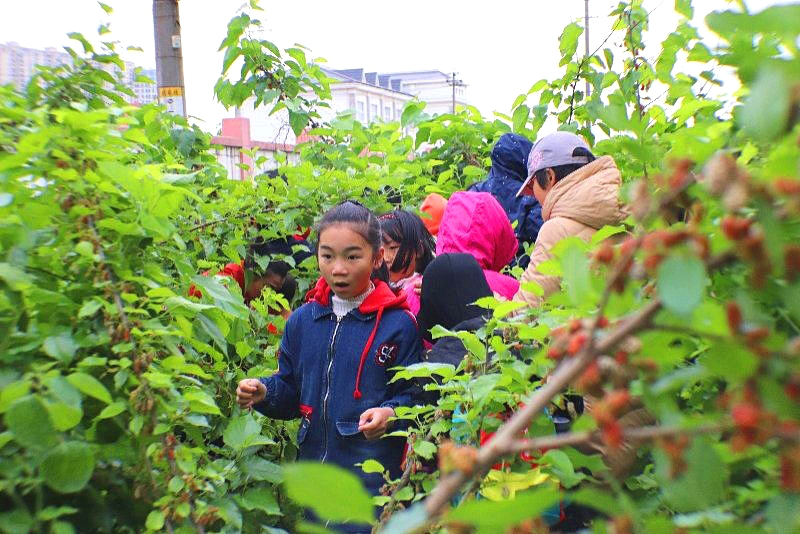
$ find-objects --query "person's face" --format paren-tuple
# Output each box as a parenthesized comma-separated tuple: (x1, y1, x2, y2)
(527, 169, 555, 205)
(382, 237, 416, 283)
(318, 223, 383, 299)
(245, 270, 285, 302)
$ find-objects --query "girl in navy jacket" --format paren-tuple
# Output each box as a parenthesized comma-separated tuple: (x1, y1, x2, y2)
(236, 201, 421, 502)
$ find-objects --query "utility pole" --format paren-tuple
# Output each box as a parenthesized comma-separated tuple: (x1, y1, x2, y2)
(584, 0, 591, 98)
(448, 72, 466, 113)
(153, 0, 186, 117)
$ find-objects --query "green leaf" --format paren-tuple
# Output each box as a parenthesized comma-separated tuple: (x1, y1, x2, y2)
(242, 456, 283, 483)
(0, 508, 33, 534)
(446, 486, 559, 532)
(37, 506, 78, 521)
(360, 459, 385, 474)
(224, 413, 275, 450)
(283, 462, 374, 525)
(0, 263, 33, 290)
(492, 300, 526, 319)
(703, 341, 757, 384)
(239, 487, 282, 515)
(41, 441, 95, 493)
(46, 402, 83, 431)
(457, 331, 486, 361)
(659, 438, 727, 513)
(594, 101, 630, 132)
(657, 255, 707, 316)
(190, 275, 249, 319)
(765, 494, 800, 533)
(95, 400, 126, 420)
(5, 396, 57, 449)
(43, 334, 78, 363)
(412, 440, 437, 460)
(738, 65, 791, 142)
(559, 23, 583, 64)
(540, 449, 584, 488)
(0, 380, 31, 413)
(382, 502, 428, 534)
(145, 510, 165, 531)
(288, 110, 308, 136)
(512, 105, 529, 133)
(66, 372, 112, 404)
(78, 299, 103, 318)
(675, 0, 693, 19)
(185, 388, 222, 415)
(561, 240, 592, 307)
(235, 341, 252, 358)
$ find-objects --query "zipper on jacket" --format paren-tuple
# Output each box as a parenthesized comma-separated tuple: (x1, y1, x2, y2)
(321, 315, 343, 463)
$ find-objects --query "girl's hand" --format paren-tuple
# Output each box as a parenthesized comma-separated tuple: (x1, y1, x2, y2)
(412, 278, 422, 296)
(358, 407, 395, 440)
(236, 378, 266, 408)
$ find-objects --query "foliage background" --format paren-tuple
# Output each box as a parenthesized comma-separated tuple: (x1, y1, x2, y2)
(1, 0, 800, 532)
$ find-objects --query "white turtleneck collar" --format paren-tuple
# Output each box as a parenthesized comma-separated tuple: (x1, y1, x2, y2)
(331, 282, 375, 320)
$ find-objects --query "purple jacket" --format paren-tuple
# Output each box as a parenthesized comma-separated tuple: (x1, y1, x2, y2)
(435, 191, 520, 299)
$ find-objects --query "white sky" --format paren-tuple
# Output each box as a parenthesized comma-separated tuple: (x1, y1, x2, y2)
(1, 0, 793, 134)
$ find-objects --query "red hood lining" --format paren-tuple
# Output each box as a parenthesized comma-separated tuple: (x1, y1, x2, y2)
(304, 277, 410, 399)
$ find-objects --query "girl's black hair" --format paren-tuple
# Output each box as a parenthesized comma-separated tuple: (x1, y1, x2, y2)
(315, 200, 389, 283)
(379, 210, 436, 275)
(534, 146, 596, 189)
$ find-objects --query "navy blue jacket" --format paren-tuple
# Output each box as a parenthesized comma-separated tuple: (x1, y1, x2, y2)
(255, 277, 420, 496)
(469, 133, 543, 266)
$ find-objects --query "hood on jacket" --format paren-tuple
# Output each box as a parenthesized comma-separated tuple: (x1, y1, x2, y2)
(305, 277, 410, 399)
(489, 133, 532, 182)
(436, 191, 518, 272)
(543, 155, 628, 229)
(420, 193, 447, 236)
(418, 253, 492, 342)
(469, 134, 543, 250)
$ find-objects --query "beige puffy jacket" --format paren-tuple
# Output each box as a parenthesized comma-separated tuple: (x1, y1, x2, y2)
(514, 155, 627, 306)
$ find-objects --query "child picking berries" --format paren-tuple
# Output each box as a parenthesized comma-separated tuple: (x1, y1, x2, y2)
(236, 201, 420, 529)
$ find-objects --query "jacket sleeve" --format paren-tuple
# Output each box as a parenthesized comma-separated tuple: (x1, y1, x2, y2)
(380, 312, 422, 410)
(514, 218, 570, 307)
(253, 313, 301, 420)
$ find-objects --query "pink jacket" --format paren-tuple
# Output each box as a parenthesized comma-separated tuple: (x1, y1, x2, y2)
(435, 191, 520, 299)
(395, 273, 422, 316)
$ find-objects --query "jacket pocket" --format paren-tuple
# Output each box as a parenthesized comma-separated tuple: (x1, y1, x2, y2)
(335, 420, 366, 440)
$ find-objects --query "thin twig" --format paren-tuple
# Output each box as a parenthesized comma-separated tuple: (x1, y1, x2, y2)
(88, 218, 135, 349)
(649, 323, 728, 342)
(507, 422, 725, 455)
(185, 206, 272, 232)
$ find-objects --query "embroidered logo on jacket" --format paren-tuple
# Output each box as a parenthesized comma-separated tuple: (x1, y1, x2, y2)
(374, 343, 399, 367)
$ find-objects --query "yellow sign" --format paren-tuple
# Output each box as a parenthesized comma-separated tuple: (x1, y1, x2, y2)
(158, 86, 183, 98)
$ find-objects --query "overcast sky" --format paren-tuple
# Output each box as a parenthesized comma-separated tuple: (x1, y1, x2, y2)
(2, 1, 792, 135)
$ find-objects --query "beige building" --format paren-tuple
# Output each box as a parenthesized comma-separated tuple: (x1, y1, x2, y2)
(0, 42, 156, 106)
(0, 42, 71, 89)
(233, 67, 469, 149)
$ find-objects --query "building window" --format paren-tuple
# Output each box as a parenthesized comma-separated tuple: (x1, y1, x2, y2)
(356, 101, 365, 122)
(384, 106, 392, 119)
(370, 104, 378, 121)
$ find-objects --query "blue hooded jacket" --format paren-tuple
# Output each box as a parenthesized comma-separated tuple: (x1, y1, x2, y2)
(255, 277, 420, 497)
(469, 133, 543, 266)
